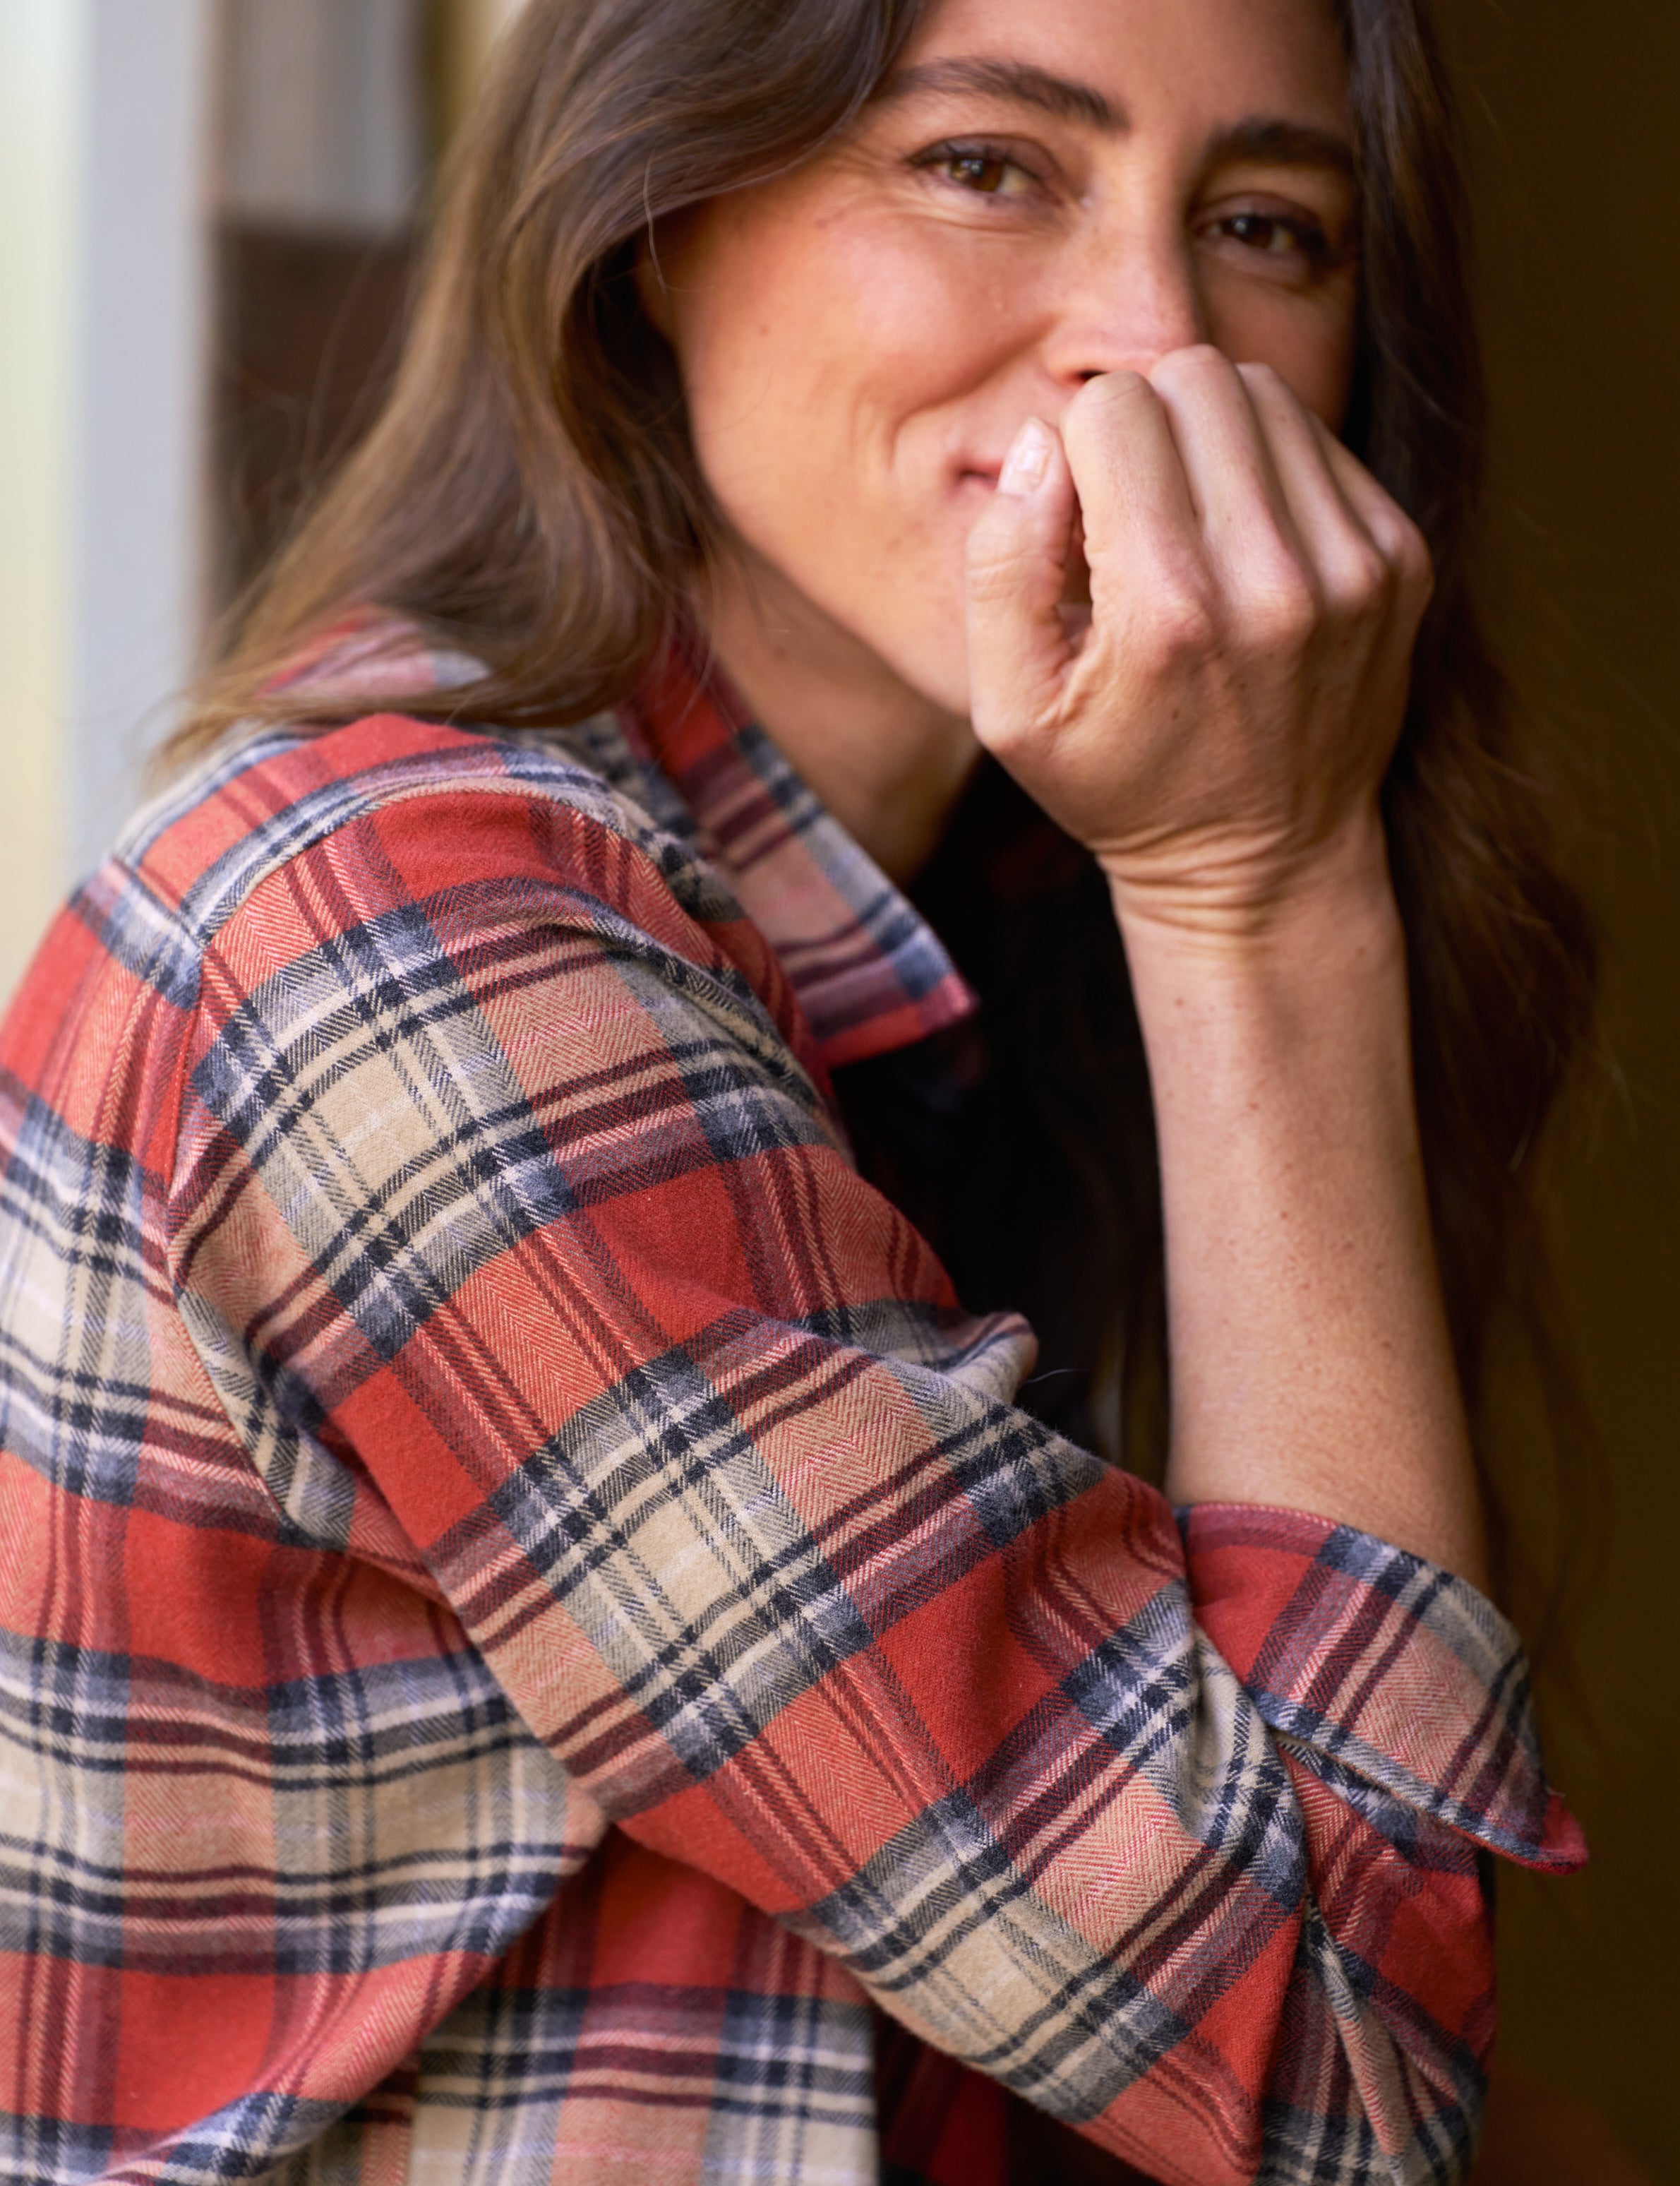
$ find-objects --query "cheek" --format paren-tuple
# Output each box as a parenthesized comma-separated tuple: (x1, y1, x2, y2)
(672, 208, 1024, 541)
(1206, 281, 1360, 431)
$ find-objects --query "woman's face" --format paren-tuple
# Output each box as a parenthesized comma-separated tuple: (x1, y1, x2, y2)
(650, 0, 1360, 721)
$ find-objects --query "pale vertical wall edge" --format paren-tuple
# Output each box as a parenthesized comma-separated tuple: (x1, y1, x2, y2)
(0, 2, 83, 1001)
(0, 0, 215, 1007)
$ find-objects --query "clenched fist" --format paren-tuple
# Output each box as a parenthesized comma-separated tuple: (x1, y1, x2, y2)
(965, 345, 1433, 942)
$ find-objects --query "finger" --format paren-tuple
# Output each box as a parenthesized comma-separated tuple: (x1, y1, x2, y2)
(1240, 386, 1433, 616)
(1145, 346, 1300, 578)
(966, 416, 1079, 740)
(1282, 394, 1436, 608)
(1060, 369, 1200, 575)
(1236, 364, 1388, 608)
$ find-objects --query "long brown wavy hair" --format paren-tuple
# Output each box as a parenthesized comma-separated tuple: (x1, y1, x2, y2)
(169, 0, 1599, 1612)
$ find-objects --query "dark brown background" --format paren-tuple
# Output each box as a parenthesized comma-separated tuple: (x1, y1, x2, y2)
(1437, 1, 1678, 2176)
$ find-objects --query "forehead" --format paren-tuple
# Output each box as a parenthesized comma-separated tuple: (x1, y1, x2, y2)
(898, 0, 1350, 131)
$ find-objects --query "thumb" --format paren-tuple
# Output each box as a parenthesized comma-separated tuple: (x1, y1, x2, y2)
(966, 416, 1078, 747)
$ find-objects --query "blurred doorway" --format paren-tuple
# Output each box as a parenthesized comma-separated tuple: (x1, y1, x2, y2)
(209, 0, 522, 604)
(212, 0, 428, 602)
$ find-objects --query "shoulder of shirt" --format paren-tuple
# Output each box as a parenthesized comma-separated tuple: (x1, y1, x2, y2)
(106, 708, 741, 963)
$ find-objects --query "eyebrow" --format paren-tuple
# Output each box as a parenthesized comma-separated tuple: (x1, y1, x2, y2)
(877, 57, 1128, 136)
(876, 59, 1358, 183)
(1204, 118, 1357, 183)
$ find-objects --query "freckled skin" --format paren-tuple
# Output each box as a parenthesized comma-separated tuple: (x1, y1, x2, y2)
(651, 0, 1359, 734)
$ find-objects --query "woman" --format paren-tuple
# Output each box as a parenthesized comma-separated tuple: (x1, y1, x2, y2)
(0, 0, 1596, 2180)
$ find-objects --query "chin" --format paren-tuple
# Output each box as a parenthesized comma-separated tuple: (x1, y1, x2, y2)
(869, 573, 976, 721)
(884, 628, 973, 722)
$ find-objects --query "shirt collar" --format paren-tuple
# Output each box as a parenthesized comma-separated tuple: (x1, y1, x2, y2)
(282, 616, 978, 1074)
(620, 640, 977, 1072)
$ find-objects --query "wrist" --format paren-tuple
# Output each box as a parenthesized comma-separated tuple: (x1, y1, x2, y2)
(1108, 824, 1412, 1064)
(1111, 819, 1417, 1139)
(1103, 808, 1400, 975)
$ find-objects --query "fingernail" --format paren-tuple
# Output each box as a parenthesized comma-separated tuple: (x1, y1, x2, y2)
(998, 417, 1052, 496)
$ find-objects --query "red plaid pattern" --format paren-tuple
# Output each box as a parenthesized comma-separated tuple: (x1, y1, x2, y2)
(0, 640, 1583, 2185)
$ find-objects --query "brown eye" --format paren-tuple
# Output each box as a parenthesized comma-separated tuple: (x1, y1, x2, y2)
(910, 139, 1044, 202)
(949, 152, 1010, 193)
(1219, 211, 1328, 261)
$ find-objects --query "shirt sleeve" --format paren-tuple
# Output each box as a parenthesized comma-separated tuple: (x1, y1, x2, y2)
(172, 777, 1584, 2186)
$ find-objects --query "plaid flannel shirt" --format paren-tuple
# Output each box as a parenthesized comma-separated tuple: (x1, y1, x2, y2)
(0, 633, 1584, 2186)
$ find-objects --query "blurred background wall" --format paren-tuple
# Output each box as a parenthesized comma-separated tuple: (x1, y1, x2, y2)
(1, 0, 212, 964)
(1439, 4, 1680, 2178)
(0, 0, 521, 998)
(0, 1, 1672, 2174)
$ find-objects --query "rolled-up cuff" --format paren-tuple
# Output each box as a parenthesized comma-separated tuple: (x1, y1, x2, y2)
(1180, 1502, 1588, 1874)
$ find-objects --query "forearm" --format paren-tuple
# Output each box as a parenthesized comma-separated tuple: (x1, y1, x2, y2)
(1116, 830, 1488, 1588)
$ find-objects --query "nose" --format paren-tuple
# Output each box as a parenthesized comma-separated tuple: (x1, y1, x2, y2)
(1039, 229, 1208, 386)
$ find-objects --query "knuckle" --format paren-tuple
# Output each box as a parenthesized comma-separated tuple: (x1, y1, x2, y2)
(1148, 343, 1228, 397)
(1229, 526, 1316, 634)
(1369, 513, 1434, 609)
(1065, 370, 1152, 441)
(965, 559, 1027, 615)
(1163, 340, 1226, 376)
(964, 528, 1007, 582)
(1400, 520, 1436, 597)
(1241, 563, 1319, 647)
(1078, 364, 1151, 405)
(1328, 543, 1391, 617)
(964, 515, 1028, 595)
(1140, 573, 1217, 664)
(964, 559, 1012, 610)
(1369, 497, 1431, 574)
